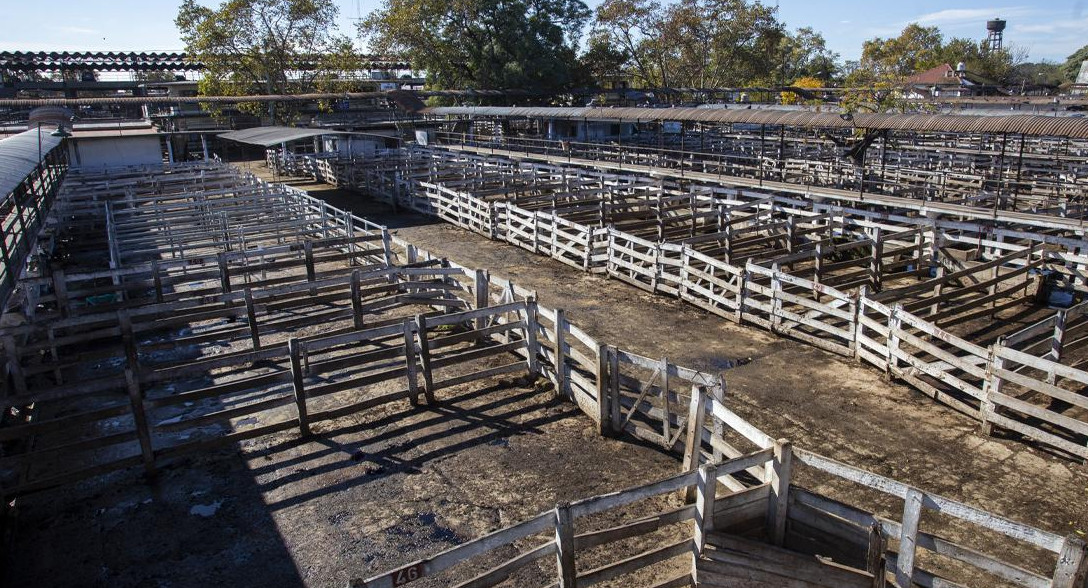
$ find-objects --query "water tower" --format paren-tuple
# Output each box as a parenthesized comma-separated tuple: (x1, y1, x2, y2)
(987, 18, 1006, 51)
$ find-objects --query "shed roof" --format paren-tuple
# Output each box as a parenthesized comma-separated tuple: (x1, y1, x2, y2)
(0, 127, 63, 197)
(425, 106, 1088, 139)
(217, 126, 346, 147)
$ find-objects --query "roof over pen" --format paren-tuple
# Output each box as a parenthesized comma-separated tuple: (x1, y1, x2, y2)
(424, 106, 1088, 139)
(0, 128, 64, 198)
(217, 126, 347, 147)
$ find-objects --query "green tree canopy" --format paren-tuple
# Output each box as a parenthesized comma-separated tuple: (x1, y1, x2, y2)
(1062, 45, 1088, 83)
(591, 0, 785, 88)
(775, 27, 839, 84)
(360, 0, 590, 94)
(176, 0, 357, 121)
(857, 24, 944, 79)
(1008, 61, 1064, 88)
(843, 23, 1022, 113)
(851, 23, 1018, 84)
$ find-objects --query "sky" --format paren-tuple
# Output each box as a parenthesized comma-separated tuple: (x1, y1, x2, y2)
(0, 1, 1084, 64)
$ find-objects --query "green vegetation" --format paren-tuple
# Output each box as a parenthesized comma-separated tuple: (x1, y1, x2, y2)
(359, 0, 591, 94)
(176, 0, 357, 121)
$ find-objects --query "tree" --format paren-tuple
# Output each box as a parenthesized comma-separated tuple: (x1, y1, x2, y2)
(1008, 61, 1064, 90)
(578, 33, 630, 87)
(844, 23, 1024, 113)
(1062, 45, 1088, 83)
(134, 70, 181, 83)
(936, 37, 1020, 83)
(175, 0, 357, 121)
(780, 76, 823, 105)
(592, 0, 785, 88)
(776, 27, 839, 84)
(856, 24, 944, 79)
(360, 0, 590, 94)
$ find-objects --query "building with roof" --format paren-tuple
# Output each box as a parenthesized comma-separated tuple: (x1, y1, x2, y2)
(904, 63, 1007, 99)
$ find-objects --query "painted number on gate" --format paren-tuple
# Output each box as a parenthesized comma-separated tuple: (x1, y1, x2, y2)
(391, 563, 424, 586)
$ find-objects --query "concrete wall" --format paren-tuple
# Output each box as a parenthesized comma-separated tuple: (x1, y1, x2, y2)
(69, 135, 162, 169)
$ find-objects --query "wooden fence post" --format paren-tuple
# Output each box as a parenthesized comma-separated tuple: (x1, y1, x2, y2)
(554, 309, 569, 399)
(866, 523, 887, 588)
(1049, 309, 1068, 385)
(303, 241, 316, 295)
(596, 343, 610, 436)
(660, 356, 671, 448)
(735, 266, 749, 324)
(1052, 535, 1088, 588)
(870, 227, 883, 292)
(217, 252, 232, 296)
(403, 321, 421, 406)
(767, 439, 793, 547)
(474, 269, 489, 318)
(981, 342, 1003, 436)
(886, 305, 903, 377)
(710, 380, 725, 462)
(682, 385, 708, 502)
(350, 270, 365, 330)
(693, 462, 717, 560)
(244, 288, 260, 349)
(554, 502, 577, 588)
(118, 311, 155, 476)
(415, 314, 436, 404)
(524, 301, 542, 378)
(895, 488, 924, 588)
(609, 345, 621, 433)
(770, 263, 783, 333)
(287, 338, 311, 437)
(381, 228, 395, 273)
(854, 287, 868, 361)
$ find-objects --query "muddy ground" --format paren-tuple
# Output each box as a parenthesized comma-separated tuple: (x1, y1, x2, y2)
(255, 169, 1088, 564)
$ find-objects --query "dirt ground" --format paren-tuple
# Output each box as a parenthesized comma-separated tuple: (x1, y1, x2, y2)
(4, 369, 688, 587)
(251, 169, 1088, 556)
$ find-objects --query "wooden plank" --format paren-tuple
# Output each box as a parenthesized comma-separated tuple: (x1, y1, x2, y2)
(355, 511, 555, 588)
(452, 541, 557, 588)
(576, 538, 691, 587)
(793, 450, 1065, 552)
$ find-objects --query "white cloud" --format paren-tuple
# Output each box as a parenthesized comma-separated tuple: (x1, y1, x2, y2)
(909, 6, 1033, 27)
(52, 25, 101, 36)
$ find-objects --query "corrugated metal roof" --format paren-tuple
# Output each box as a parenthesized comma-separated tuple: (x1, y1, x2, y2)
(70, 128, 162, 139)
(217, 126, 347, 147)
(0, 89, 522, 108)
(0, 127, 63, 198)
(425, 106, 1088, 139)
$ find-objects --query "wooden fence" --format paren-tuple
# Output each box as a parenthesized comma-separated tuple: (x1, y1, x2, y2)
(0, 159, 746, 497)
(333, 155, 1088, 461)
(351, 386, 1088, 588)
